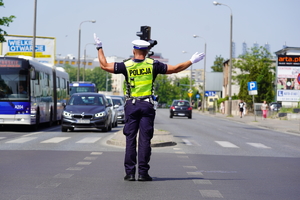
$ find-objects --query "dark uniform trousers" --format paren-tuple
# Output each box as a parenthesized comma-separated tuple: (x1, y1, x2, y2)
(123, 99, 156, 176)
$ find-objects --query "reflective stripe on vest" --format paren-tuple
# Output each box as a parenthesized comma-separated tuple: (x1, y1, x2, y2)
(124, 58, 154, 97)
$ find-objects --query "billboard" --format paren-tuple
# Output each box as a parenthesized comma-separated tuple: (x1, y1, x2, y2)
(0, 35, 55, 65)
(276, 55, 300, 101)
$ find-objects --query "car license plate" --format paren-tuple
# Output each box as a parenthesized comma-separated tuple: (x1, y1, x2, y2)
(178, 113, 185, 116)
(77, 119, 90, 124)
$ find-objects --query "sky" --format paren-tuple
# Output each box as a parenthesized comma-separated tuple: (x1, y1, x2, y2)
(1, 0, 300, 71)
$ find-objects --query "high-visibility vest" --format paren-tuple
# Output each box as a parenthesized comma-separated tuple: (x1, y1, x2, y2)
(124, 58, 154, 98)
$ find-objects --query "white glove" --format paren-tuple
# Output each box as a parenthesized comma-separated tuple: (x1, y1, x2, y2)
(93, 33, 102, 48)
(190, 52, 205, 64)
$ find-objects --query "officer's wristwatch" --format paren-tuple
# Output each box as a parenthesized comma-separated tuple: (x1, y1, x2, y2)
(96, 47, 102, 50)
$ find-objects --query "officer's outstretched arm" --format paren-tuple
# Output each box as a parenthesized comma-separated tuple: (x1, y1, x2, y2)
(94, 33, 115, 73)
(166, 52, 205, 74)
(166, 61, 192, 74)
(97, 49, 115, 73)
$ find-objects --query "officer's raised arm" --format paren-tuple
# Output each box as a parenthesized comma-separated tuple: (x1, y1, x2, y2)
(166, 52, 205, 74)
(94, 33, 115, 73)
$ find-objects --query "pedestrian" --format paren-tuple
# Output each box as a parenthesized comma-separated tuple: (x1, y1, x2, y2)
(238, 100, 245, 118)
(198, 100, 202, 111)
(261, 100, 268, 119)
(243, 101, 247, 116)
(220, 101, 224, 114)
(94, 33, 205, 181)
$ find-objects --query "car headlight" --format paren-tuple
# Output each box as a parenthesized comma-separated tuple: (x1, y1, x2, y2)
(95, 111, 106, 118)
(63, 111, 73, 119)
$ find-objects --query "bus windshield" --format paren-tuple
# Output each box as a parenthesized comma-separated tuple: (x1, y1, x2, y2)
(0, 68, 29, 100)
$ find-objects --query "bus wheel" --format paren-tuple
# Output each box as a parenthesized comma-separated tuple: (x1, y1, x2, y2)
(48, 109, 53, 127)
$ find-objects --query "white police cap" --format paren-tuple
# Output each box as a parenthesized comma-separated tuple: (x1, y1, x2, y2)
(132, 40, 150, 50)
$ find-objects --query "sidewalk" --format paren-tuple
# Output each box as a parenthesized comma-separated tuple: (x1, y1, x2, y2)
(201, 111, 300, 135)
(106, 110, 300, 148)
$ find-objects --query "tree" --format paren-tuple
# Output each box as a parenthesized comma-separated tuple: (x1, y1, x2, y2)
(0, 0, 16, 42)
(211, 55, 225, 72)
(234, 46, 275, 108)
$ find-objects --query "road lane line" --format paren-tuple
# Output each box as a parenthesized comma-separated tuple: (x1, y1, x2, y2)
(40, 137, 70, 143)
(247, 143, 271, 149)
(199, 190, 223, 198)
(76, 137, 101, 143)
(215, 141, 239, 148)
(6, 137, 37, 143)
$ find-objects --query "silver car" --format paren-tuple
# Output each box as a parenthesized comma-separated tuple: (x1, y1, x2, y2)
(111, 96, 125, 124)
(106, 96, 118, 128)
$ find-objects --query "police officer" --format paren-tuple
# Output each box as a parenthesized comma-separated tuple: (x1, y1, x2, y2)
(94, 33, 205, 181)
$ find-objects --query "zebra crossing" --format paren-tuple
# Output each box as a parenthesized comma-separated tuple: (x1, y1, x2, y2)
(0, 135, 272, 150)
(183, 139, 272, 149)
(0, 136, 102, 144)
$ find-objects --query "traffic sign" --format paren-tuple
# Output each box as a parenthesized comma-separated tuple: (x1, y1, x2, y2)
(248, 81, 258, 95)
(248, 81, 257, 91)
(297, 73, 300, 84)
(196, 94, 200, 99)
(188, 93, 193, 97)
(205, 91, 216, 97)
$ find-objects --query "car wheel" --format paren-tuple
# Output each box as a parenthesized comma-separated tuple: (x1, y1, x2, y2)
(61, 126, 68, 132)
(188, 114, 192, 119)
(114, 120, 118, 127)
(170, 114, 173, 118)
(69, 127, 74, 132)
(108, 122, 112, 131)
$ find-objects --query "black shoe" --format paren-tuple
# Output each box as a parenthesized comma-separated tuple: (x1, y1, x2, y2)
(138, 174, 152, 181)
(124, 174, 135, 181)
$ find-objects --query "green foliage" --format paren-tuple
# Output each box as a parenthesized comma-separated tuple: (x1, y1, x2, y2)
(0, 0, 16, 42)
(211, 55, 225, 72)
(63, 64, 111, 91)
(234, 46, 275, 108)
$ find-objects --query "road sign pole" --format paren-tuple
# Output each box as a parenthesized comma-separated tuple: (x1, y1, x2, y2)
(253, 95, 256, 121)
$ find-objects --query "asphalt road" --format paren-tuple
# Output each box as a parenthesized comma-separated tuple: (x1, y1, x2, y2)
(0, 109, 299, 200)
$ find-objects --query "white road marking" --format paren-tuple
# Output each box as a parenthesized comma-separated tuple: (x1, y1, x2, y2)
(84, 156, 97, 160)
(215, 141, 239, 148)
(199, 190, 223, 198)
(76, 137, 101, 143)
(175, 151, 186, 154)
(0, 137, 6, 140)
(247, 143, 271, 149)
(183, 166, 197, 169)
(76, 162, 92, 165)
(182, 139, 192, 145)
(66, 167, 84, 171)
(187, 172, 203, 176)
(40, 137, 70, 143)
(6, 137, 37, 143)
(53, 173, 74, 178)
(193, 180, 212, 185)
(91, 152, 103, 155)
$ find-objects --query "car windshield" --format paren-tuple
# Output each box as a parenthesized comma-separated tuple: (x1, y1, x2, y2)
(112, 98, 124, 106)
(69, 95, 104, 106)
(174, 101, 190, 106)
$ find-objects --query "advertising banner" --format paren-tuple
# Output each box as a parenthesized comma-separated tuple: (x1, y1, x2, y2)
(0, 35, 55, 65)
(276, 55, 300, 102)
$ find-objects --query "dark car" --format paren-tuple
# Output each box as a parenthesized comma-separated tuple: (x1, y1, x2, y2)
(61, 93, 112, 132)
(269, 102, 282, 111)
(170, 100, 192, 119)
(111, 96, 125, 124)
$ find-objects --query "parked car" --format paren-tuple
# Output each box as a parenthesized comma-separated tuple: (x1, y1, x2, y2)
(61, 93, 112, 132)
(111, 96, 125, 124)
(170, 100, 192, 119)
(106, 95, 118, 128)
(110, 95, 126, 104)
(269, 102, 282, 111)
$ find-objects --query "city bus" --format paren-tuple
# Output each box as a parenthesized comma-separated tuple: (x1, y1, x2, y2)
(69, 82, 97, 95)
(0, 56, 69, 130)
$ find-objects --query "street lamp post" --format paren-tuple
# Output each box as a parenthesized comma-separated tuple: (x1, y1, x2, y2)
(77, 20, 96, 82)
(32, 0, 37, 58)
(193, 35, 207, 113)
(213, 1, 233, 116)
(83, 43, 95, 82)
